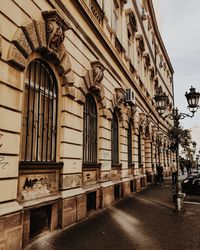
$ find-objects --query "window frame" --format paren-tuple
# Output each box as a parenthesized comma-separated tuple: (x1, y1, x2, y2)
(111, 111, 119, 165)
(21, 59, 58, 163)
(83, 94, 98, 164)
(128, 123, 132, 166)
(138, 129, 142, 167)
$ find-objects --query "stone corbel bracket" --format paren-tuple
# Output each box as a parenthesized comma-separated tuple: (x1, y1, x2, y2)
(7, 10, 75, 93)
(127, 104, 137, 124)
(135, 32, 145, 55)
(114, 87, 125, 109)
(76, 60, 107, 111)
(138, 112, 147, 137)
(108, 87, 126, 123)
(42, 10, 69, 61)
(143, 51, 151, 68)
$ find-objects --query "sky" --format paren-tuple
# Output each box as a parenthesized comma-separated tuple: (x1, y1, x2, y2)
(159, 0, 200, 130)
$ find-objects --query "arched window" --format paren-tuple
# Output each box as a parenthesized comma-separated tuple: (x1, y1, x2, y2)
(111, 111, 119, 164)
(83, 94, 97, 164)
(128, 123, 132, 165)
(21, 59, 58, 162)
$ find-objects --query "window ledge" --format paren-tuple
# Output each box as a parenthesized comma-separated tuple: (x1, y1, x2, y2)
(82, 163, 102, 169)
(19, 161, 63, 170)
(111, 163, 122, 169)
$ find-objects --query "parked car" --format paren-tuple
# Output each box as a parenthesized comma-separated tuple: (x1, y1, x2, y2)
(182, 172, 200, 195)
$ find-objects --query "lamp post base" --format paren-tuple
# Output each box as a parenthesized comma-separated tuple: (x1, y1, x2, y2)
(174, 192, 185, 213)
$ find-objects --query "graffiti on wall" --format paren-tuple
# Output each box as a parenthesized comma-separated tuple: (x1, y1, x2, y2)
(21, 177, 51, 200)
(19, 172, 58, 201)
(0, 133, 8, 169)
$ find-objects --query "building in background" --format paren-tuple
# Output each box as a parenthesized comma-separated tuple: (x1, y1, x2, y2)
(190, 126, 200, 152)
(0, 0, 174, 248)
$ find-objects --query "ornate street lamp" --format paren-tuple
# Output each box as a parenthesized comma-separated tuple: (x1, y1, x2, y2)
(154, 86, 169, 115)
(185, 86, 200, 114)
(196, 155, 199, 171)
(154, 86, 200, 213)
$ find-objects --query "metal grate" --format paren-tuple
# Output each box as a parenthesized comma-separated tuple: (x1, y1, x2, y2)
(83, 95, 97, 164)
(111, 111, 119, 164)
(138, 130, 142, 167)
(22, 59, 58, 162)
(128, 123, 132, 165)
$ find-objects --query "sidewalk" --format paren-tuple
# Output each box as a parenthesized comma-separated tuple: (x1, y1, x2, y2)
(26, 176, 200, 250)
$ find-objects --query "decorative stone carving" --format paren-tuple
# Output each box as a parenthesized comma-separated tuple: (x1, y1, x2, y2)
(77, 60, 106, 111)
(154, 76, 159, 87)
(46, 20, 64, 52)
(143, 51, 151, 69)
(155, 85, 163, 96)
(126, 10, 137, 33)
(115, 88, 125, 108)
(42, 10, 70, 60)
(128, 104, 137, 122)
(135, 33, 145, 55)
(149, 66, 155, 80)
(91, 60, 105, 90)
(7, 12, 75, 98)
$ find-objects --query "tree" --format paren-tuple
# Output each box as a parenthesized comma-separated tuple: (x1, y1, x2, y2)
(169, 126, 196, 163)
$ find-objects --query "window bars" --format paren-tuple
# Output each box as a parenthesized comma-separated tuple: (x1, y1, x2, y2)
(128, 123, 132, 165)
(111, 111, 119, 165)
(83, 95, 97, 164)
(22, 59, 58, 162)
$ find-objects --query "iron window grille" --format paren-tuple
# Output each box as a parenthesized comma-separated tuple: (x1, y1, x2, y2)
(21, 59, 58, 162)
(83, 94, 97, 164)
(111, 111, 119, 165)
(138, 130, 142, 167)
(128, 123, 132, 165)
(163, 147, 166, 166)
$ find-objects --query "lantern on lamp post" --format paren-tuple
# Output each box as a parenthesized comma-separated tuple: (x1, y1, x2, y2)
(154, 86, 200, 213)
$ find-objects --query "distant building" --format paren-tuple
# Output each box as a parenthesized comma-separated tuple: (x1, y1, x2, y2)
(0, 0, 174, 248)
(190, 126, 200, 152)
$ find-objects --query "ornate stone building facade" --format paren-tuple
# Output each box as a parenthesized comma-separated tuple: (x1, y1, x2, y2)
(0, 0, 174, 248)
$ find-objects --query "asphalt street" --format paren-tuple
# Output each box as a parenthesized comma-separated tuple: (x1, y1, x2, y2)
(26, 177, 200, 250)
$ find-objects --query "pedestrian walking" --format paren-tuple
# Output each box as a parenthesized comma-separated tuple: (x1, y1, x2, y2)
(180, 158, 185, 175)
(186, 160, 192, 175)
(171, 160, 177, 185)
(156, 164, 163, 186)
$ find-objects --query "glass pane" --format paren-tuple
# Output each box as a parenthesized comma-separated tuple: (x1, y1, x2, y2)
(83, 95, 97, 163)
(22, 60, 57, 162)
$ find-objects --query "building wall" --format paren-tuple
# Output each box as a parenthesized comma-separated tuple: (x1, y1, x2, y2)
(0, 0, 174, 248)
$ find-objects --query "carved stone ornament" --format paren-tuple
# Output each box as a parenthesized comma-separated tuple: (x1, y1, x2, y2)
(156, 85, 163, 96)
(42, 10, 70, 57)
(115, 88, 125, 108)
(135, 33, 145, 55)
(128, 11, 137, 33)
(91, 61, 105, 89)
(149, 66, 155, 80)
(143, 51, 150, 69)
(131, 104, 137, 117)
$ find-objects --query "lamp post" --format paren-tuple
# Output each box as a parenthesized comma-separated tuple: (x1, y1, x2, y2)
(196, 154, 199, 171)
(154, 86, 200, 213)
